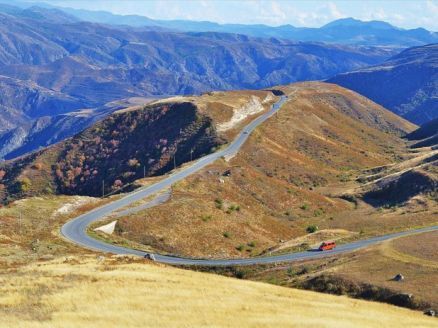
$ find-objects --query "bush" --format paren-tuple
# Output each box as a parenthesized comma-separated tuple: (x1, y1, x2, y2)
(286, 266, 295, 277)
(247, 241, 256, 248)
(235, 244, 245, 251)
(306, 225, 318, 233)
(300, 204, 309, 210)
(214, 198, 223, 209)
(19, 178, 32, 193)
(201, 215, 212, 222)
(223, 232, 230, 238)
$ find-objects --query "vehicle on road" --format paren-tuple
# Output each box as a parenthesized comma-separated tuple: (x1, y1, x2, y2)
(144, 253, 156, 261)
(319, 241, 336, 251)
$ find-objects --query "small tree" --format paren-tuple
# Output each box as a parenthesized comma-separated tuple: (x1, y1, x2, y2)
(306, 225, 318, 233)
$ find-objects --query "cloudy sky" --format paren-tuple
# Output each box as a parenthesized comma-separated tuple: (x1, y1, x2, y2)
(28, 0, 438, 30)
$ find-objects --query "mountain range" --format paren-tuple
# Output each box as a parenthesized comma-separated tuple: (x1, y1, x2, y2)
(5, 0, 437, 47)
(328, 43, 438, 125)
(0, 4, 399, 160)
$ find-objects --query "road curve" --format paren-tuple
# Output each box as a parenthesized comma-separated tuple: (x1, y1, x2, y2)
(61, 95, 438, 266)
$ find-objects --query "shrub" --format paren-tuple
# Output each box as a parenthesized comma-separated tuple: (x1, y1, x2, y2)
(306, 225, 318, 233)
(313, 209, 323, 217)
(235, 244, 245, 251)
(19, 178, 32, 193)
(300, 204, 309, 210)
(223, 232, 230, 238)
(214, 198, 223, 209)
(233, 269, 246, 279)
(201, 215, 212, 222)
(286, 266, 295, 277)
(298, 266, 310, 275)
(247, 241, 256, 248)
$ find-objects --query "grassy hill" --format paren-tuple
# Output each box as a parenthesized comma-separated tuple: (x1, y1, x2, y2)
(1, 255, 436, 327)
(94, 82, 429, 259)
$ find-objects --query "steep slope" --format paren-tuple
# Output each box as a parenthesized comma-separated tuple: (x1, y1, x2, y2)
(0, 90, 274, 200)
(354, 119, 438, 205)
(0, 75, 85, 127)
(407, 118, 438, 148)
(328, 44, 438, 125)
(90, 82, 422, 259)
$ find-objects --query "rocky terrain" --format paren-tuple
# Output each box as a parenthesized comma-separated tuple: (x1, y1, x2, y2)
(328, 43, 438, 125)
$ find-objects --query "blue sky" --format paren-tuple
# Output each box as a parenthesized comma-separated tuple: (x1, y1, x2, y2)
(26, 0, 438, 30)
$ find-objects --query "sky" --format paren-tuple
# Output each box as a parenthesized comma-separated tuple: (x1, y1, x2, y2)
(24, 0, 438, 31)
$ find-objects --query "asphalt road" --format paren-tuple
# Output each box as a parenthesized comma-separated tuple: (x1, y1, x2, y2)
(61, 95, 438, 266)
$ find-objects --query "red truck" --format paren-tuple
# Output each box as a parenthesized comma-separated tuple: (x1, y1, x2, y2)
(319, 241, 336, 251)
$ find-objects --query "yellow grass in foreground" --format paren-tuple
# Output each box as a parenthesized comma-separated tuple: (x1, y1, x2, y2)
(0, 256, 435, 328)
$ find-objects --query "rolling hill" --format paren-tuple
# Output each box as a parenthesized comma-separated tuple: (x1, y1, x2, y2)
(328, 43, 438, 125)
(1, 255, 436, 327)
(2, 82, 424, 258)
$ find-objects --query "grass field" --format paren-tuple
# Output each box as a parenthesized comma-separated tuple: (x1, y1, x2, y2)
(0, 255, 436, 328)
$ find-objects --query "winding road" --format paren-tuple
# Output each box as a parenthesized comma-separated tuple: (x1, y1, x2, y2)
(61, 95, 438, 266)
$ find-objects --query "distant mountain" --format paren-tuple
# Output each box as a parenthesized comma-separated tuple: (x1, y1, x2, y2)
(328, 44, 438, 125)
(2, 1, 437, 47)
(37, 5, 438, 47)
(0, 5, 397, 160)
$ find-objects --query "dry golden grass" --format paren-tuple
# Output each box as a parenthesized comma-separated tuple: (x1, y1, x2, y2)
(0, 194, 121, 266)
(0, 256, 436, 328)
(329, 232, 438, 308)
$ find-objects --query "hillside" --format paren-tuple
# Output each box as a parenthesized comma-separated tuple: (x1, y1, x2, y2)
(84, 82, 427, 259)
(407, 118, 438, 148)
(0, 4, 399, 160)
(328, 44, 438, 125)
(2, 256, 436, 327)
(0, 90, 275, 200)
(0, 183, 435, 326)
(218, 230, 438, 314)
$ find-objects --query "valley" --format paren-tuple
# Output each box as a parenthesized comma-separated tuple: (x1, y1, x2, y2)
(0, 2, 437, 326)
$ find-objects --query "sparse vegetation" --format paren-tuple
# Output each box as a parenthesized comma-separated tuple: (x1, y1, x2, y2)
(201, 215, 212, 222)
(306, 225, 319, 233)
(214, 198, 223, 209)
(235, 244, 245, 252)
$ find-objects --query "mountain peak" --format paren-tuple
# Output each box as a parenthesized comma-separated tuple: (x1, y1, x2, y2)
(323, 17, 395, 30)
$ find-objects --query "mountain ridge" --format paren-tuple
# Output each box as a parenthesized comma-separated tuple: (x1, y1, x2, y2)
(0, 4, 399, 160)
(328, 43, 438, 125)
